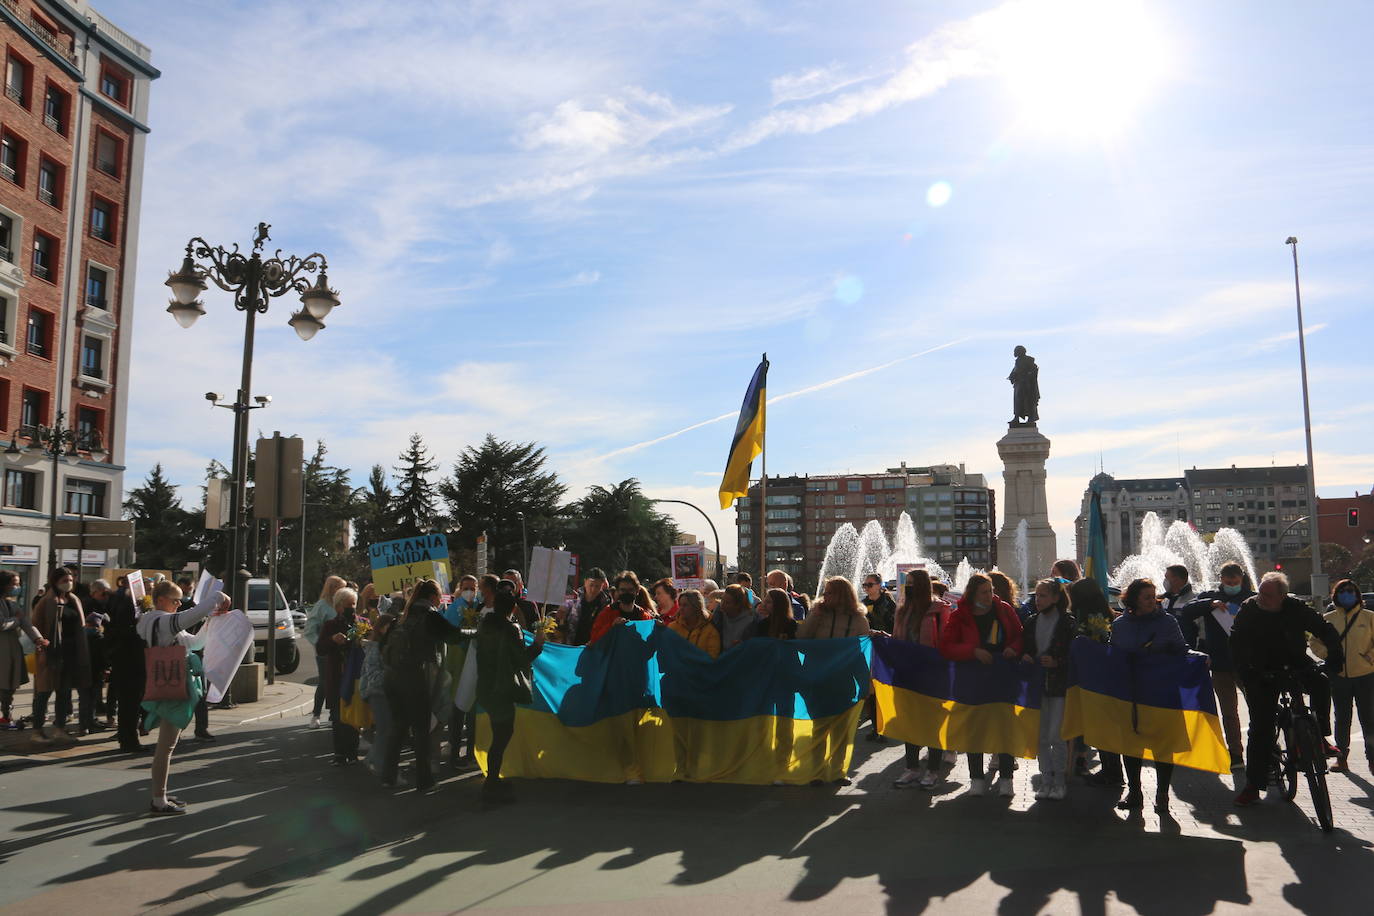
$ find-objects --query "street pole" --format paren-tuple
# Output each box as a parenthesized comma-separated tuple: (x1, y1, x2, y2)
(518, 512, 529, 575)
(650, 498, 725, 584)
(298, 471, 307, 604)
(1287, 237, 1325, 599)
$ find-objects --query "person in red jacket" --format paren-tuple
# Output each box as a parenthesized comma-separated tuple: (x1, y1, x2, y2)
(588, 571, 654, 645)
(940, 573, 1024, 798)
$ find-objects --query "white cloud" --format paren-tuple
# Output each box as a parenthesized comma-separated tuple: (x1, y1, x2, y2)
(519, 87, 732, 155)
(770, 64, 874, 105)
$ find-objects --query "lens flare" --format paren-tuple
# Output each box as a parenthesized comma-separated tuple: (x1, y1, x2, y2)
(926, 181, 953, 207)
(834, 275, 864, 305)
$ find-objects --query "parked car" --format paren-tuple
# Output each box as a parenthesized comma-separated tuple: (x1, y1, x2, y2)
(242, 578, 301, 675)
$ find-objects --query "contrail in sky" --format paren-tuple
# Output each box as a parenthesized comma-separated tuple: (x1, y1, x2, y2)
(595, 337, 971, 462)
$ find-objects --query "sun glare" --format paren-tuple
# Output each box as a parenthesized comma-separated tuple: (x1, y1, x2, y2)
(993, 0, 1169, 139)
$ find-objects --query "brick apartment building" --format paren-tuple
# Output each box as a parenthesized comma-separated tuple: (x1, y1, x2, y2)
(1, 0, 156, 600)
(734, 463, 995, 593)
(1316, 490, 1374, 561)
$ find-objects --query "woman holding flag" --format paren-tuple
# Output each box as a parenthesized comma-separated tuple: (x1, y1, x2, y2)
(1110, 578, 1188, 813)
(892, 569, 954, 790)
(940, 574, 1023, 797)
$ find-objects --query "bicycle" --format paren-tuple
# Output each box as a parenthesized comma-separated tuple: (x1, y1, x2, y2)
(1269, 666, 1334, 833)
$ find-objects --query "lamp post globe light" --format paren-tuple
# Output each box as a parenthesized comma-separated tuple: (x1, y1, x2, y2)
(165, 223, 340, 613)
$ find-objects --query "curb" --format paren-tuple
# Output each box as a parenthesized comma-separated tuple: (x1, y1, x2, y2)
(235, 700, 312, 727)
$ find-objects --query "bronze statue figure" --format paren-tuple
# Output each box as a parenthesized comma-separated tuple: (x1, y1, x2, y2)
(1008, 345, 1039, 426)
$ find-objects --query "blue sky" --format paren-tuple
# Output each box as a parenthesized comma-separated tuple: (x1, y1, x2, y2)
(107, 0, 1374, 566)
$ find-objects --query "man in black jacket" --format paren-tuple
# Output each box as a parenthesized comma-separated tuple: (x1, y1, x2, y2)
(1231, 571, 1343, 806)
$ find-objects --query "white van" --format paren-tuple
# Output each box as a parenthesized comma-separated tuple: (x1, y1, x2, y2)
(242, 578, 302, 674)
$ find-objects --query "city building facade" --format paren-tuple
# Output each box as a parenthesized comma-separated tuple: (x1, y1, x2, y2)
(0, 0, 156, 601)
(735, 463, 995, 594)
(1075, 464, 1314, 574)
(1315, 490, 1374, 564)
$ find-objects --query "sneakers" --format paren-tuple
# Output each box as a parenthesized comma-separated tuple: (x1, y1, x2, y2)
(919, 769, 942, 790)
(1330, 751, 1349, 773)
(1049, 781, 1067, 800)
(1034, 782, 1051, 800)
(1234, 785, 1262, 807)
(625, 778, 644, 786)
(149, 800, 187, 817)
(968, 777, 988, 797)
(893, 768, 923, 789)
(309, 715, 321, 729)
(998, 775, 1015, 798)
(1117, 790, 1144, 811)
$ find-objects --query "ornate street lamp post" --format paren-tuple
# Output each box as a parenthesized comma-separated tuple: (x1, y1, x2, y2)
(165, 223, 340, 613)
(31, 411, 107, 572)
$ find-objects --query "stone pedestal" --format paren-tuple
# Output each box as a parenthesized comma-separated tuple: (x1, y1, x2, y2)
(230, 662, 263, 704)
(996, 425, 1058, 587)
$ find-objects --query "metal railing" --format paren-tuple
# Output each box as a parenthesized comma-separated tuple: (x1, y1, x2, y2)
(95, 158, 117, 176)
(4, 84, 22, 104)
(1, 163, 16, 183)
(26, 338, 46, 356)
(32, 261, 49, 280)
(91, 9, 151, 61)
(37, 187, 54, 206)
(0, 0, 80, 67)
(43, 113, 61, 133)
(85, 295, 106, 309)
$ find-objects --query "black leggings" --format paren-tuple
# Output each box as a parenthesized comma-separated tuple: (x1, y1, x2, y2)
(488, 717, 515, 780)
(1124, 755, 1174, 798)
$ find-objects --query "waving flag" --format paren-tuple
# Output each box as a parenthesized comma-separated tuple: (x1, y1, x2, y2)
(1083, 479, 1110, 591)
(473, 620, 871, 785)
(718, 355, 769, 509)
(1062, 638, 1229, 774)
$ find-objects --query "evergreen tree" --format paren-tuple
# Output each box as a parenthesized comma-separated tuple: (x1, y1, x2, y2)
(440, 435, 566, 573)
(393, 434, 441, 536)
(123, 464, 197, 571)
(351, 464, 397, 564)
(562, 478, 679, 580)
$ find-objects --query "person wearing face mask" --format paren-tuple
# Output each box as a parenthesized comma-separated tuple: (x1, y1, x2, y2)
(1021, 578, 1077, 800)
(1180, 562, 1254, 770)
(0, 570, 47, 728)
(1311, 579, 1374, 775)
(441, 575, 482, 768)
(319, 587, 361, 766)
(1110, 578, 1188, 814)
(31, 567, 95, 739)
(567, 569, 611, 647)
(588, 572, 653, 645)
(939, 573, 1023, 798)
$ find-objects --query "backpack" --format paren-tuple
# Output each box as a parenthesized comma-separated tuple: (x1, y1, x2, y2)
(382, 618, 422, 673)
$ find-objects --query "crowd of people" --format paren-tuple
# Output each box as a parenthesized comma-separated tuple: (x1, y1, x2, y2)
(2, 553, 1368, 817)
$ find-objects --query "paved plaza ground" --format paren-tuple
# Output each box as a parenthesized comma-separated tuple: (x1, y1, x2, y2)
(2, 670, 1371, 915)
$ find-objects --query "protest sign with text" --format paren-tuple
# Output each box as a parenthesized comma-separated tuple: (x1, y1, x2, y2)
(368, 534, 451, 594)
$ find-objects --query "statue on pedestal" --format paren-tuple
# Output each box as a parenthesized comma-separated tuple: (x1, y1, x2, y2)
(1008, 345, 1040, 427)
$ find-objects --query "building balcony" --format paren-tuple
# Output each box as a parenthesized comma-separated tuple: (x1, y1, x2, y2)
(0, 0, 80, 67)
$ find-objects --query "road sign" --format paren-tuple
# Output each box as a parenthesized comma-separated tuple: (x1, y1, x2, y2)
(51, 519, 133, 537)
(476, 532, 488, 578)
(205, 478, 232, 530)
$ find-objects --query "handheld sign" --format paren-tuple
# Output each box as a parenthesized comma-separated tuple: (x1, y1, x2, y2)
(369, 535, 451, 594)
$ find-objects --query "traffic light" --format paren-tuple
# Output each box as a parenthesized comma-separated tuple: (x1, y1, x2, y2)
(1349, 507, 1361, 528)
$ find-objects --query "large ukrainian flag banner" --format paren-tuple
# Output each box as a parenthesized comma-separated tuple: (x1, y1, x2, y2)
(1062, 638, 1230, 774)
(474, 620, 872, 784)
(870, 637, 1041, 757)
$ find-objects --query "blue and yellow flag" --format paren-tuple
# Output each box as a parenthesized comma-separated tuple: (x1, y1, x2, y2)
(871, 637, 1042, 758)
(1062, 638, 1229, 774)
(474, 620, 871, 785)
(1083, 480, 1110, 591)
(718, 355, 769, 509)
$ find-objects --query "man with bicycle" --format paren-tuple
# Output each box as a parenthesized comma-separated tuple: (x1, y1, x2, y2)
(1231, 571, 1344, 807)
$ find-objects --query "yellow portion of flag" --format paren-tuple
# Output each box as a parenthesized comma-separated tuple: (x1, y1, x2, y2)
(718, 389, 765, 510)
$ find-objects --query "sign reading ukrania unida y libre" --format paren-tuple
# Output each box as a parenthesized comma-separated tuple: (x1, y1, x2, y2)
(369, 534, 452, 594)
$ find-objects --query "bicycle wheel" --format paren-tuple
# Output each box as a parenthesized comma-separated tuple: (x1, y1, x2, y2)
(1274, 719, 1299, 801)
(1296, 718, 1334, 832)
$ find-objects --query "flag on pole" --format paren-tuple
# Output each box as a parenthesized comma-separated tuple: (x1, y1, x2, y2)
(1083, 479, 1110, 591)
(718, 354, 769, 509)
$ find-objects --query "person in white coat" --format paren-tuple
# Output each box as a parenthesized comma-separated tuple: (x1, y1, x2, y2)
(136, 580, 228, 815)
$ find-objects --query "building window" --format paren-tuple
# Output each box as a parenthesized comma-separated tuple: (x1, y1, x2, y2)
(77, 407, 102, 448)
(5, 54, 29, 107)
(20, 388, 47, 430)
(32, 232, 56, 281)
(95, 131, 121, 177)
(37, 157, 61, 207)
(99, 64, 129, 106)
(86, 265, 109, 308)
(1, 131, 24, 184)
(847, 480, 861, 492)
(833, 495, 845, 506)
(0, 212, 12, 262)
(65, 479, 107, 516)
(26, 308, 51, 357)
(80, 335, 105, 379)
(4, 469, 38, 510)
(864, 494, 877, 505)
(0, 295, 9, 348)
(43, 84, 67, 134)
(90, 198, 115, 242)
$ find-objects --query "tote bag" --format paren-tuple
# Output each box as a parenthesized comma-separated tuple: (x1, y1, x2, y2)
(143, 617, 189, 702)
